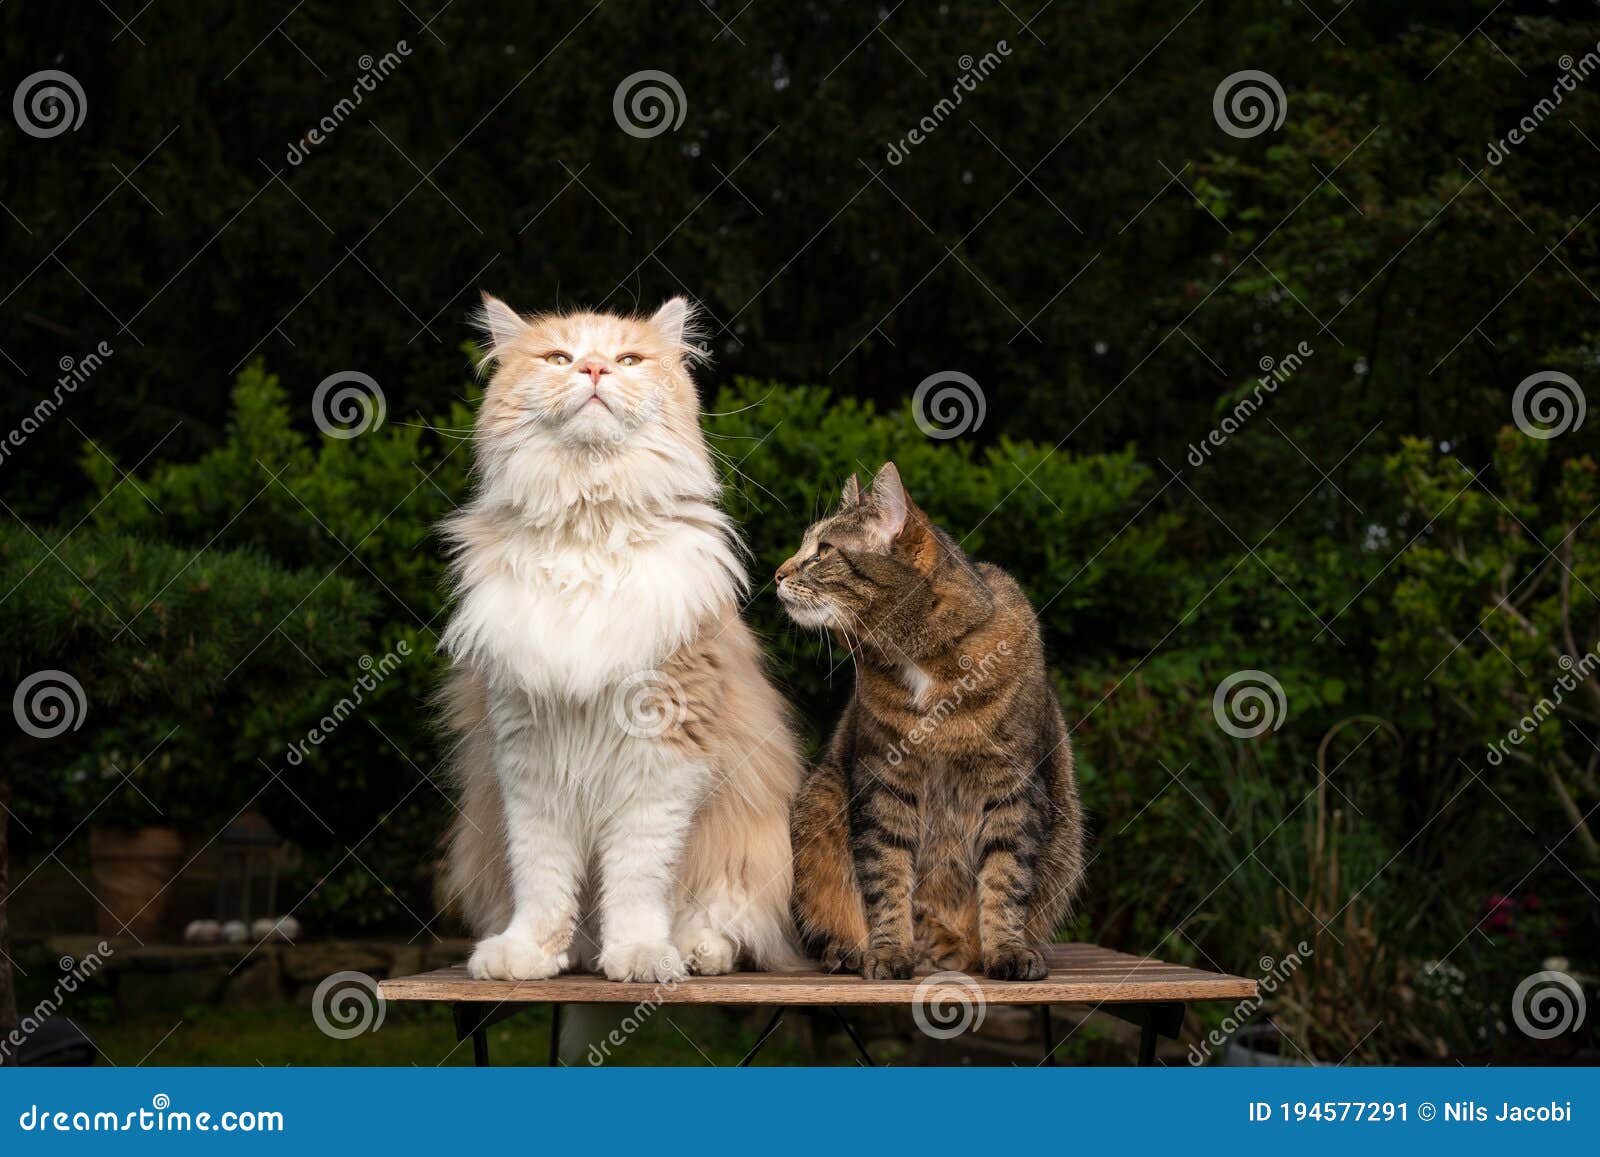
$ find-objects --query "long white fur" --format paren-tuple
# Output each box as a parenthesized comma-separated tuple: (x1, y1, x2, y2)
(440, 296, 800, 983)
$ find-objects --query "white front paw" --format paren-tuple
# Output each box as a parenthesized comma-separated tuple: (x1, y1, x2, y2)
(467, 932, 568, 981)
(676, 929, 738, 976)
(598, 941, 687, 983)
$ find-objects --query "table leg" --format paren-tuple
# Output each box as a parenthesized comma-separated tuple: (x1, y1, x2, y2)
(472, 1025, 489, 1067)
(738, 1007, 787, 1066)
(1039, 1004, 1057, 1066)
(1102, 1001, 1185, 1067)
(831, 1007, 876, 1066)
(1137, 1021, 1157, 1067)
(547, 1003, 563, 1067)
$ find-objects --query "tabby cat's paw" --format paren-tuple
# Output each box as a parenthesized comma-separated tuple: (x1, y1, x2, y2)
(599, 941, 688, 984)
(467, 932, 567, 981)
(982, 945, 1048, 981)
(860, 948, 915, 980)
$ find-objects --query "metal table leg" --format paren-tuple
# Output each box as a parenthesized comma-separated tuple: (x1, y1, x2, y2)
(1101, 1001, 1186, 1067)
(1137, 1020, 1157, 1066)
(1039, 1004, 1057, 1066)
(547, 1003, 563, 1067)
(738, 1007, 787, 1066)
(831, 1007, 876, 1066)
(453, 1001, 527, 1068)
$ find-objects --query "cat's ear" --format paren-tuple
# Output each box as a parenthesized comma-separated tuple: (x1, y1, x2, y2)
(651, 296, 693, 347)
(475, 292, 524, 360)
(840, 473, 863, 508)
(867, 461, 910, 539)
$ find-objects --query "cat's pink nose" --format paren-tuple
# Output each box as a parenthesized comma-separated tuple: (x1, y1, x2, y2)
(579, 360, 610, 385)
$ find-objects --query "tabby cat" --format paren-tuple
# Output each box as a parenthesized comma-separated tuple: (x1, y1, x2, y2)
(777, 463, 1085, 980)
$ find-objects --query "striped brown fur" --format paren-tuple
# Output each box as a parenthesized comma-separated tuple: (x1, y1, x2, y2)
(778, 463, 1085, 980)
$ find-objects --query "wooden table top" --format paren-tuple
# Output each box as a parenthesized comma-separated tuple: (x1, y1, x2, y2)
(379, 942, 1256, 1006)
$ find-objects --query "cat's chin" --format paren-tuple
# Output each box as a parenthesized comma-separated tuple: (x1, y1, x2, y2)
(782, 601, 838, 630)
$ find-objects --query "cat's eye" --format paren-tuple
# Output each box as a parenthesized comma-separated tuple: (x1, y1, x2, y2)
(545, 352, 572, 366)
(618, 354, 643, 367)
(812, 544, 835, 563)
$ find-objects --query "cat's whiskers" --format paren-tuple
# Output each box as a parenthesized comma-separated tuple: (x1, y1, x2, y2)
(390, 420, 475, 442)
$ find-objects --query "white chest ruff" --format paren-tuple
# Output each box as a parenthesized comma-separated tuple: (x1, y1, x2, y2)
(443, 510, 741, 700)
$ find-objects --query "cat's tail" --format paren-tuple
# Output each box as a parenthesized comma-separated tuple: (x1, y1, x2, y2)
(436, 667, 512, 937)
(678, 622, 807, 970)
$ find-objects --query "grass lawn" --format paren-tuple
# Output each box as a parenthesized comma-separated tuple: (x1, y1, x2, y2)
(74, 1001, 817, 1067)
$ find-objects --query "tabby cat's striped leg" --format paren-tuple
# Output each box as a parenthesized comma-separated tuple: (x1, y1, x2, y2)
(976, 798, 1048, 981)
(854, 770, 919, 980)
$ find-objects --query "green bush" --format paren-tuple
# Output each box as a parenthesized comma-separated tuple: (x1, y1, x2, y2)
(8, 363, 1597, 1062)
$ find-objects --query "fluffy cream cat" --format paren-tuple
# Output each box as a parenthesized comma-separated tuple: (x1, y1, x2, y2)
(440, 295, 801, 981)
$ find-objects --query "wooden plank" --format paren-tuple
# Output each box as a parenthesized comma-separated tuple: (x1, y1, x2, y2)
(379, 942, 1257, 1006)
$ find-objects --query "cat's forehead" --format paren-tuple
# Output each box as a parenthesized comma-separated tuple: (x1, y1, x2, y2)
(809, 504, 880, 551)
(526, 311, 657, 351)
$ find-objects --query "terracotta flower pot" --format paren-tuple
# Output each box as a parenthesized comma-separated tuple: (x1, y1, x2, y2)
(89, 826, 185, 941)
